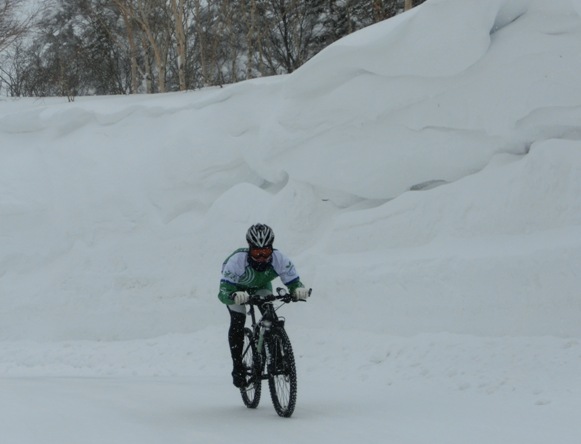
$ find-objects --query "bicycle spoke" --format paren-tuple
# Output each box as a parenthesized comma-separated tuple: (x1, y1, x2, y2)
(233, 288, 308, 418)
(240, 328, 261, 408)
(267, 329, 297, 417)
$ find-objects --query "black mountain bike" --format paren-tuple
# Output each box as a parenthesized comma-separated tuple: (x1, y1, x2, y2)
(238, 287, 310, 418)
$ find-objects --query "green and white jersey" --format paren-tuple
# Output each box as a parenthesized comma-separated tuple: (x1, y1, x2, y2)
(218, 248, 303, 304)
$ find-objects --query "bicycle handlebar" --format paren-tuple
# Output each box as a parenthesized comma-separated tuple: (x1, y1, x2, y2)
(247, 293, 292, 305)
(230, 287, 312, 305)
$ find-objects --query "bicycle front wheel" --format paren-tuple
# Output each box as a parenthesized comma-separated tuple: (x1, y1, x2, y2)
(240, 327, 262, 408)
(266, 327, 297, 417)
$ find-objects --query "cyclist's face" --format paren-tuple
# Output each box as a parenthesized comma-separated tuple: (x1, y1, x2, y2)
(249, 246, 273, 263)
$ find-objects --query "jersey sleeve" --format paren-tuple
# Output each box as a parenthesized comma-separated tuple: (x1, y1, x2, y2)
(218, 251, 247, 304)
(271, 250, 304, 292)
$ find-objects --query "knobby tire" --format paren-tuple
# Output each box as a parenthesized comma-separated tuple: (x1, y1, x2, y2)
(266, 327, 297, 417)
(240, 327, 261, 408)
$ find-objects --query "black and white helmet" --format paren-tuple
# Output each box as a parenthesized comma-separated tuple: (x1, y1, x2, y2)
(246, 223, 275, 248)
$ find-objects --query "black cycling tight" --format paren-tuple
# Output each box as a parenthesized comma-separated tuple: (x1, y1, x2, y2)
(227, 307, 246, 367)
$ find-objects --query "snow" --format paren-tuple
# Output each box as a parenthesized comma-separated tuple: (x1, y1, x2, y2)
(1, 0, 581, 442)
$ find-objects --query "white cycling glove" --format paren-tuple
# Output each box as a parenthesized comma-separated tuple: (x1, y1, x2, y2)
(293, 288, 310, 302)
(232, 291, 250, 305)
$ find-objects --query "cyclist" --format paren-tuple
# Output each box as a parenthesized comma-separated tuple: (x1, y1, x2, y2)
(218, 223, 309, 388)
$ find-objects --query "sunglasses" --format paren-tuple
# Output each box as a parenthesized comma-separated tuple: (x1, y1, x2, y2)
(249, 246, 273, 261)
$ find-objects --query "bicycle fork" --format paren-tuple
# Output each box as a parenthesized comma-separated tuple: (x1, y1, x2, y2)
(256, 319, 273, 379)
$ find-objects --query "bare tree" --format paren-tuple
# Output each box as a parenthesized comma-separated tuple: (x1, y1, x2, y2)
(2, 0, 426, 96)
(135, 0, 172, 92)
(0, 0, 36, 53)
(240, 0, 260, 78)
(256, 0, 327, 74)
(192, 0, 209, 85)
(169, 0, 187, 90)
(111, 0, 141, 93)
(0, 39, 26, 95)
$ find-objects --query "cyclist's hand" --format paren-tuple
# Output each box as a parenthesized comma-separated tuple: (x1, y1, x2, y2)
(292, 288, 310, 302)
(231, 291, 250, 305)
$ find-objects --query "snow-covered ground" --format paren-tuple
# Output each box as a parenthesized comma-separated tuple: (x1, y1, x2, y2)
(1, 0, 581, 442)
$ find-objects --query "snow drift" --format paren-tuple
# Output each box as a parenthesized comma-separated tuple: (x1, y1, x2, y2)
(1, 0, 581, 342)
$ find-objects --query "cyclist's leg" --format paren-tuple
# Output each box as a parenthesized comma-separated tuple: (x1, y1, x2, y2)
(227, 305, 246, 387)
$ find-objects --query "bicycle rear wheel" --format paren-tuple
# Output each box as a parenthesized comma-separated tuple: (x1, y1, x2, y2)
(266, 327, 297, 417)
(240, 327, 262, 408)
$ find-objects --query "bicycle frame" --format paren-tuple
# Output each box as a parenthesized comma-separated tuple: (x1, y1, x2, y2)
(238, 286, 310, 417)
(246, 288, 289, 357)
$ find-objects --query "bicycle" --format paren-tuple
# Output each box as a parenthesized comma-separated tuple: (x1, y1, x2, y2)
(237, 286, 310, 418)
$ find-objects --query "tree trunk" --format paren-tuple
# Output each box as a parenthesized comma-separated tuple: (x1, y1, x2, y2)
(135, 0, 169, 93)
(126, 20, 140, 93)
(113, 0, 140, 94)
(193, 0, 208, 86)
(139, 31, 153, 93)
(405, 0, 413, 11)
(170, 0, 187, 91)
(243, 0, 256, 78)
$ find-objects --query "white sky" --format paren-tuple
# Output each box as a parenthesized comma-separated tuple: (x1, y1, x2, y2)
(1, 0, 580, 442)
